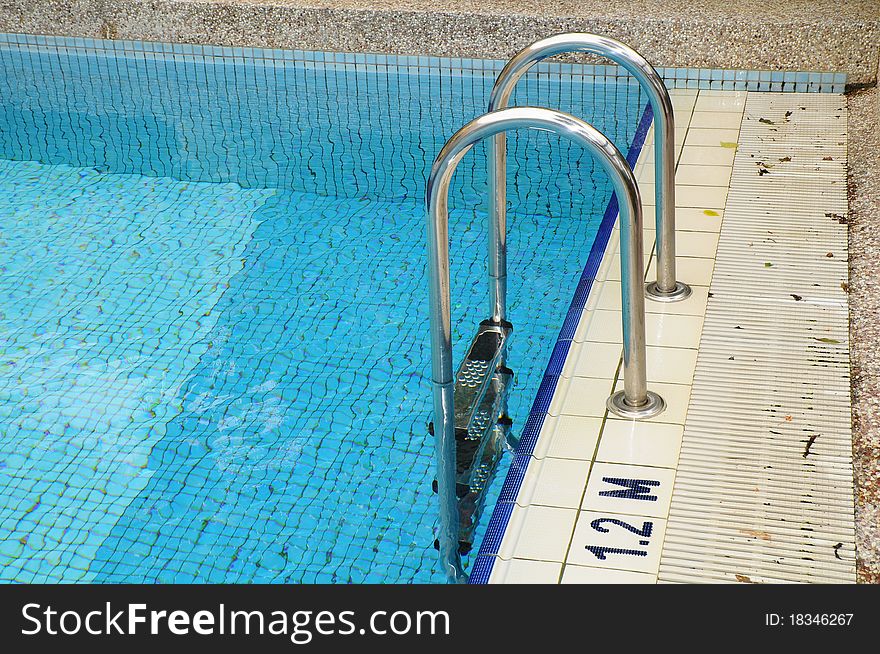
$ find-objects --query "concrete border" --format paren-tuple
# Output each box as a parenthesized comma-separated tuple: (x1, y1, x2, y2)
(847, 85, 880, 584)
(0, 0, 878, 84)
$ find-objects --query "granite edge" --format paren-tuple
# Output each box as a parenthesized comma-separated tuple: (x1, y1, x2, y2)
(0, 0, 877, 83)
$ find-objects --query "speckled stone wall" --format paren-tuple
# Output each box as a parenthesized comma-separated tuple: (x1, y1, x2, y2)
(847, 85, 880, 584)
(0, 0, 878, 83)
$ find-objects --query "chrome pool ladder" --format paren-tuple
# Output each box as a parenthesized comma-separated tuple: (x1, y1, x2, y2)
(488, 33, 691, 307)
(426, 34, 686, 583)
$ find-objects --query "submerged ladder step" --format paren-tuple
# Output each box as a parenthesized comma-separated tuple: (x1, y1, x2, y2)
(452, 319, 512, 433)
(432, 319, 513, 555)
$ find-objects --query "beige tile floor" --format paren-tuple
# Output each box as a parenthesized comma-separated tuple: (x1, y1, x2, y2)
(488, 88, 745, 584)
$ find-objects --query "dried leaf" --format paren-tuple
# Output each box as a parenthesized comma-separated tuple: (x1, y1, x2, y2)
(823, 156, 834, 161)
(735, 574, 757, 583)
(826, 252, 834, 258)
(778, 156, 792, 162)
(758, 118, 774, 124)
(791, 294, 803, 301)
(813, 337, 840, 344)
(803, 434, 818, 458)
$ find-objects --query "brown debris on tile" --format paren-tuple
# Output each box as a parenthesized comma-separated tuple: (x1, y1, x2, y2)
(739, 528, 772, 541)
(803, 434, 819, 458)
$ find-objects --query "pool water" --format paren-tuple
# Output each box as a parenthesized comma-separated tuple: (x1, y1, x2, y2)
(0, 36, 646, 582)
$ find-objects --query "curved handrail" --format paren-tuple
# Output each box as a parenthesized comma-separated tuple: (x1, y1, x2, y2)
(486, 33, 691, 322)
(426, 106, 665, 583)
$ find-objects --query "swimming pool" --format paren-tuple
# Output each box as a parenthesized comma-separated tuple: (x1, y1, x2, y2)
(0, 35, 647, 583)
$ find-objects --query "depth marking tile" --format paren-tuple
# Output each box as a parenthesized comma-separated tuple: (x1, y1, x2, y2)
(567, 510, 668, 574)
(581, 463, 677, 518)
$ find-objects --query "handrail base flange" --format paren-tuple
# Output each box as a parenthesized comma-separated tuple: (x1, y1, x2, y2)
(646, 280, 692, 302)
(607, 389, 666, 419)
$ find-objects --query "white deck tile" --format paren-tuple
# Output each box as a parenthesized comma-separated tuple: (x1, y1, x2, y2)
(609, 380, 693, 426)
(684, 128, 741, 147)
(597, 420, 685, 469)
(678, 146, 737, 167)
(549, 376, 616, 418)
(675, 164, 733, 187)
(671, 207, 724, 233)
(642, 346, 699, 384)
(489, 558, 562, 584)
(531, 415, 603, 460)
(598, 282, 710, 316)
(563, 340, 623, 379)
(561, 565, 656, 584)
(497, 504, 578, 562)
(516, 457, 592, 509)
(648, 255, 715, 286)
(689, 110, 746, 129)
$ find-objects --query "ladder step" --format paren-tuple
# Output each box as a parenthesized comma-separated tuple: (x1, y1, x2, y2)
(453, 319, 512, 432)
(452, 319, 514, 553)
(430, 319, 514, 555)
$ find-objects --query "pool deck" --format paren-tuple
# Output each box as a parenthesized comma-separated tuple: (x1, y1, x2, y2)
(482, 89, 859, 584)
(1, 1, 879, 83)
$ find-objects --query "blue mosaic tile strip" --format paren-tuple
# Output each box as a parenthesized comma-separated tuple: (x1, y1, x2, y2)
(0, 32, 848, 93)
(469, 103, 654, 583)
(468, 555, 497, 584)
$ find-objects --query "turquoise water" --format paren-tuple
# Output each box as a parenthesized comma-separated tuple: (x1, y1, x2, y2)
(0, 37, 645, 582)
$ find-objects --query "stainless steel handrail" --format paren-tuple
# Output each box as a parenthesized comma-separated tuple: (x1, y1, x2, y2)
(487, 33, 692, 318)
(427, 107, 666, 583)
